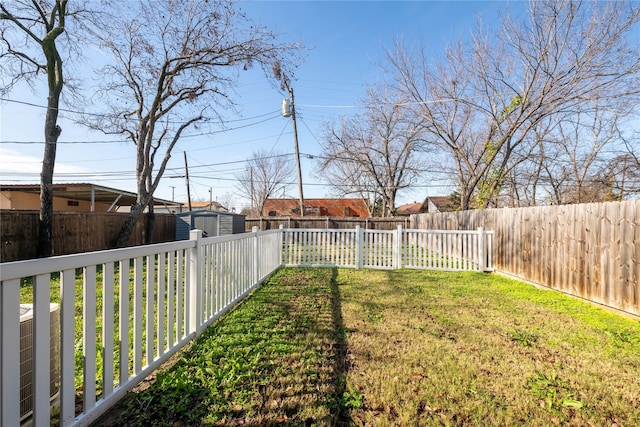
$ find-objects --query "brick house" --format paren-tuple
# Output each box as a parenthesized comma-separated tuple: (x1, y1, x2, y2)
(262, 198, 370, 218)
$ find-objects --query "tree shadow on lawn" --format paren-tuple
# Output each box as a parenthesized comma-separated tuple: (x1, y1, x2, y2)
(92, 267, 352, 426)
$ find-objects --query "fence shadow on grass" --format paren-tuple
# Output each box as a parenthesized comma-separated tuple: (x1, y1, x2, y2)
(328, 267, 352, 426)
(92, 267, 352, 426)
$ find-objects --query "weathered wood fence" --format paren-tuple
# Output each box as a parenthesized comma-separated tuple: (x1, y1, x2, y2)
(0, 211, 176, 262)
(411, 200, 640, 316)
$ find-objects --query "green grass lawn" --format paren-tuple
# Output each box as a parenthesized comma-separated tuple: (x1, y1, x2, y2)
(94, 268, 640, 426)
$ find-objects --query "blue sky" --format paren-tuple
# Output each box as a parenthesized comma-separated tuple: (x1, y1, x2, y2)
(0, 1, 519, 210)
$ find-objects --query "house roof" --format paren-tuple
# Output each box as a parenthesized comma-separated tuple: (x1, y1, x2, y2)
(263, 198, 370, 217)
(395, 201, 425, 216)
(396, 196, 458, 216)
(426, 196, 457, 212)
(186, 201, 228, 212)
(0, 183, 178, 210)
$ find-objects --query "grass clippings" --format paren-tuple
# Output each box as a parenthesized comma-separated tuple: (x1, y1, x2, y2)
(94, 268, 640, 426)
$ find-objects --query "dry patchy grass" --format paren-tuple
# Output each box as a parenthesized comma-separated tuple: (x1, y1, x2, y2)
(336, 269, 640, 426)
(94, 268, 640, 426)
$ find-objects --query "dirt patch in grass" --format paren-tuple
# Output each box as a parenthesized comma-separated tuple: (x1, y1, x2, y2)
(93, 268, 640, 426)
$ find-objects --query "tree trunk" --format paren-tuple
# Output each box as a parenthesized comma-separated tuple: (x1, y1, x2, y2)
(113, 202, 146, 248)
(114, 189, 154, 248)
(145, 199, 155, 245)
(37, 97, 62, 257)
(36, 7, 65, 257)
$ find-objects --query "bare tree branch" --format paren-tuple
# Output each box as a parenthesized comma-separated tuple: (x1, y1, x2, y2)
(80, 0, 301, 246)
(384, 0, 640, 209)
(318, 85, 426, 217)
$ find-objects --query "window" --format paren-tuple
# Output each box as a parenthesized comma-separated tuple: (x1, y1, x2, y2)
(67, 200, 79, 206)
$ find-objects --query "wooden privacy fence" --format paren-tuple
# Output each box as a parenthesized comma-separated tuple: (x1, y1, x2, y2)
(283, 226, 493, 272)
(411, 200, 640, 316)
(0, 211, 176, 262)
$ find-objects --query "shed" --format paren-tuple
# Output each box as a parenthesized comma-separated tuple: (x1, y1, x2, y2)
(175, 210, 245, 240)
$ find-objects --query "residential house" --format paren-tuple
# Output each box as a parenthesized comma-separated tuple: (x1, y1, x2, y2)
(0, 183, 177, 212)
(262, 198, 370, 218)
(187, 201, 229, 212)
(395, 196, 458, 216)
(154, 200, 229, 214)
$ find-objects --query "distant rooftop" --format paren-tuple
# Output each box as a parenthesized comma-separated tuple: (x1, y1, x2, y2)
(0, 183, 179, 211)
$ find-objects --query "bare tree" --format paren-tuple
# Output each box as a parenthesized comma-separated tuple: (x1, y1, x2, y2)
(498, 93, 639, 206)
(385, 0, 640, 210)
(235, 150, 294, 217)
(1, 0, 81, 256)
(616, 128, 640, 198)
(85, 0, 299, 247)
(216, 192, 237, 213)
(314, 152, 381, 217)
(318, 86, 426, 217)
(539, 108, 625, 204)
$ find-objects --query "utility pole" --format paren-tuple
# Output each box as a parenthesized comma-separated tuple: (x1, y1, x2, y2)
(184, 151, 192, 211)
(249, 167, 255, 214)
(209, 187, 213, 210)
(286, 85, 305, 216)
(169, 185, 175, 202)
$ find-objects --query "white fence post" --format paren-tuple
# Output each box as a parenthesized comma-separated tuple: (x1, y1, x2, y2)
(252, 226, 259, 285)
(189, 229, 203, 336)
(1, 280, 20, 427)
(477, 227, 485, 272)
(279, 225, 284, 266)
(395, 224, 403, 269)
(356, 225, 364, 269)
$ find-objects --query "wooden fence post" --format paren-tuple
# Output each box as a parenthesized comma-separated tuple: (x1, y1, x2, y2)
(189, 229, 203, 336)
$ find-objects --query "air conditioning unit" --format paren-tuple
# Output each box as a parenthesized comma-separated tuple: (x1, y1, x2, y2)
(19, 303, 61, 422)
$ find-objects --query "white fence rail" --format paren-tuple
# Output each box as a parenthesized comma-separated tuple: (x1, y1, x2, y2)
(283, 226, 493, 271)
(0, 228, 281, 427)
(1, 226, 491, 426)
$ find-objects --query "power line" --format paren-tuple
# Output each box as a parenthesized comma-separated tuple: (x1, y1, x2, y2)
(0, 97, 280, 123)
(1, 97, 283, 144)
(297, 113, 323, 148)
(0, 113, 281, 144)
(0, 152, 298, 180)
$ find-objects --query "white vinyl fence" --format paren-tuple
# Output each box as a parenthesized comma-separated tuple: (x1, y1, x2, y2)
(1, 226, 491, 427)
(0, 228, 282, 427)
(284, 226, 493, 272)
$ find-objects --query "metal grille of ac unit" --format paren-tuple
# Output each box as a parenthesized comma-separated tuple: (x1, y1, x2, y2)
(19, 303, 61, 421)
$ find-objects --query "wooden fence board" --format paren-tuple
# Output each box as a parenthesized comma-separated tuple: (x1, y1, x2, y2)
(1, 211, 176, 262)
(411, 200, 640, 316)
